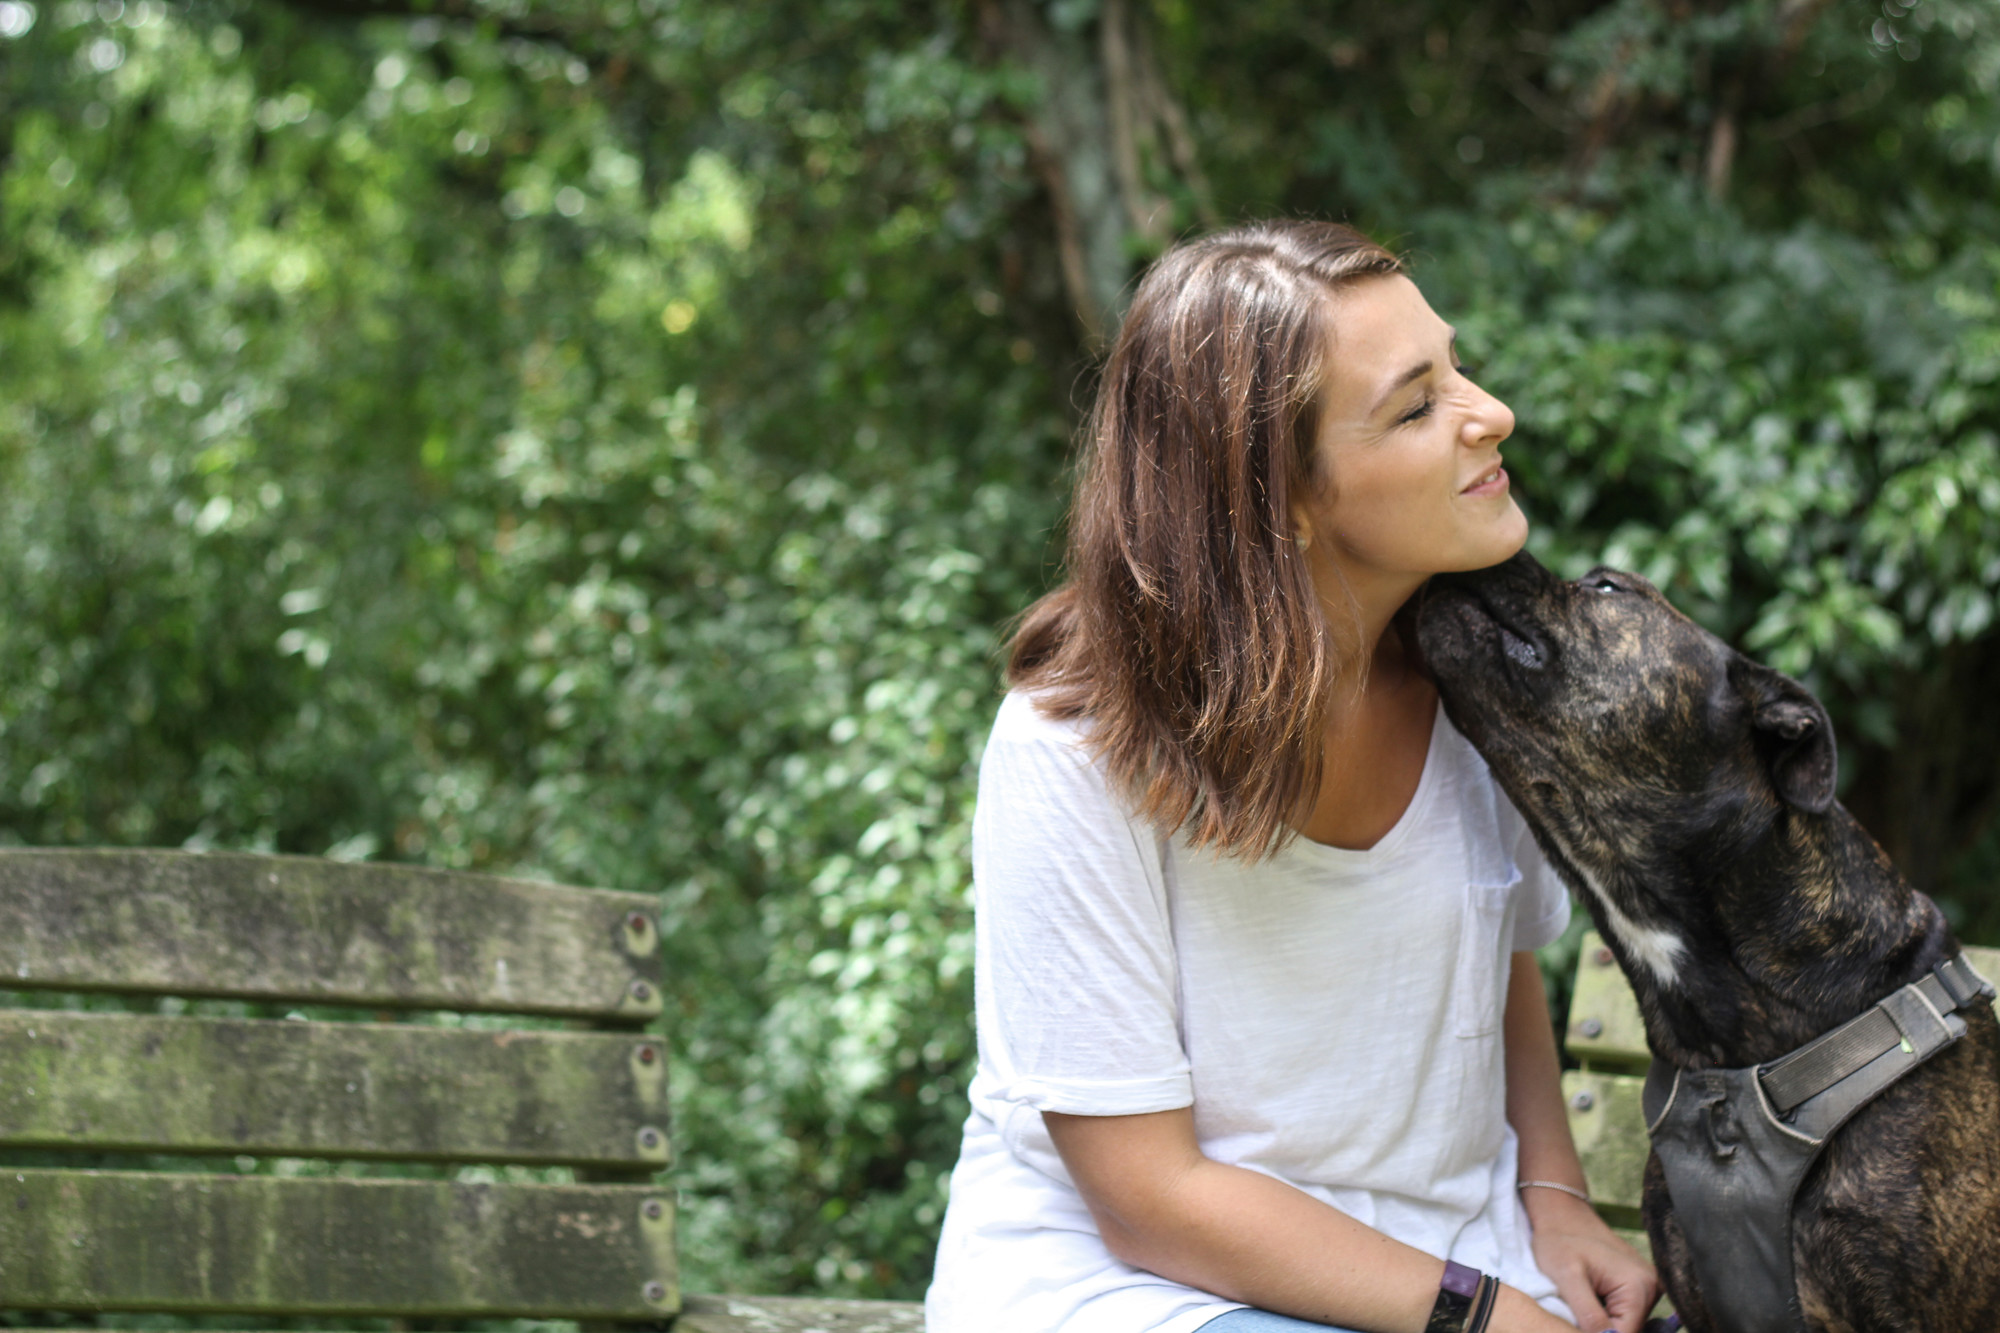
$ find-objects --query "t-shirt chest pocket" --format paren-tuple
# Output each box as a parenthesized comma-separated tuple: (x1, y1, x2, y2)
(1452, 873, 1519, 1038)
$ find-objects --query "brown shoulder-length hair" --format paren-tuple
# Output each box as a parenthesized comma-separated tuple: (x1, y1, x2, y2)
(1009, 219, 1403, 858)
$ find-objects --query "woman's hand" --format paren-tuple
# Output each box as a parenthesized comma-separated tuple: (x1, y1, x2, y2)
(1520, 1187, 1659, 1333)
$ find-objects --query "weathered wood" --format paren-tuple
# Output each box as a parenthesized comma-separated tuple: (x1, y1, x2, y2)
(1564, 931, 1650, 1073)
(0, 849, 663, 1020)
(0, 1168, 677, 1317)
(675, 1295, 926, 1332)
(0, 1009, 670, 1167)
(1563, 1069, 1649, 1227)
(1969, 945, 2000, 1000)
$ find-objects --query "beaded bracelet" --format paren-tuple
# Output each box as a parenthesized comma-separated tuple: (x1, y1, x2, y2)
(1426, 1260, 1499, 1333)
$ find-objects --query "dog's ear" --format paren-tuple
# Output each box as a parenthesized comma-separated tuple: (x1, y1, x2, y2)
(1733, 659, 1837, 813)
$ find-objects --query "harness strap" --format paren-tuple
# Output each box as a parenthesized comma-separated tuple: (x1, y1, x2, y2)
(1759, 954, 1995, 1116)
(1643, 951, 1995, 1333)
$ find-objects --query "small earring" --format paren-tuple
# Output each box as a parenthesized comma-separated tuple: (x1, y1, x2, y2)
(1295, 531, 1312, 551)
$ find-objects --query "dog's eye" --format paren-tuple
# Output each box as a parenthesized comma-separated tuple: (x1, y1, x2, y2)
(1586, 576, 1623, 594)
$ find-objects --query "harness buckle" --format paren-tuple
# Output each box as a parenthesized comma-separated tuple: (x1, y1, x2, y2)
(1934, 959, 1971, 1010)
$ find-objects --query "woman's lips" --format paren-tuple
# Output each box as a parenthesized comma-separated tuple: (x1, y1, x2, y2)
(1459, 465, 1508, 497)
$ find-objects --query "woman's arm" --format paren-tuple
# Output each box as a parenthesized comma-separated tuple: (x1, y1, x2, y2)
(1502, 950, 1659, 1333)
(1044, 1107, 1578, 1333)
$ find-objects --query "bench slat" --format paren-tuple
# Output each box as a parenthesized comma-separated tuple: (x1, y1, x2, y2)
(0, 1010, 669, 1167)
(1967, 945, 2000, 1000)
(0, 849, 663, 1020)
(1563, 1069, 1649, 1226)
(0, 1169, 677, 1317)
(1564, 932, 1651, 1073)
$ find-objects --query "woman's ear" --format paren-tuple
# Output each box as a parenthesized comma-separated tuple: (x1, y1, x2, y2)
(1732, 659, 1837, 813)
(1290, 504, 1315, 552)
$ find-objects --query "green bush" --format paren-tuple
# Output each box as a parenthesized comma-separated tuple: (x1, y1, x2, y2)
(3, 0, 1997, 1298)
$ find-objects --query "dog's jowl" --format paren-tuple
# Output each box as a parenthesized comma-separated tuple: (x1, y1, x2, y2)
(1415, 552, 2000, 1333)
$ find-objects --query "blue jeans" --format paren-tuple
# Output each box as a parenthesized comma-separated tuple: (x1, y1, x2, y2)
(1199, 1310, 1358, 1332)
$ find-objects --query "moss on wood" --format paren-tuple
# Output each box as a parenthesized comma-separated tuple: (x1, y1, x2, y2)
(0, 1168, 677, 1317)
(0, 1009, 669, 1166)
(1563, 1069, 1650, 1226)
(0, 850, 662, 1020)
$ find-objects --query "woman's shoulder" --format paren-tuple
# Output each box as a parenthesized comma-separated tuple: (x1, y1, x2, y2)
(981, 690, 1134, 813)
(988, 687, 1096, 752)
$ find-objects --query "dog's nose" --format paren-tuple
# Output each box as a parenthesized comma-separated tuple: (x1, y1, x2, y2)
(1501, 626, 1543, 669)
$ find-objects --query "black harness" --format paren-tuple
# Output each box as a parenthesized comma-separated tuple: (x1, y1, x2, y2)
(1640, 953, 1996, 1333)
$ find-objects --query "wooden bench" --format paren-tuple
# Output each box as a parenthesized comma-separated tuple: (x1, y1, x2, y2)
(35, 849, 1978, 1326)
(1560, 927, 2000, 1302)
(0, 848, 922, 1331)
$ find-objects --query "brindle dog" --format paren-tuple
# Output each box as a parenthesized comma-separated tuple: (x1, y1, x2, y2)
(1413, 551, 2000, 1333)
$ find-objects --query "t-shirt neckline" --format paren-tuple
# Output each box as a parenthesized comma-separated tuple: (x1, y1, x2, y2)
(1285, 698, 1448, 874)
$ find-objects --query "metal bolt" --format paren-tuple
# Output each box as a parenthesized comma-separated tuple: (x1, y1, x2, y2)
(1577, 1017, 1604, 1039)
(643, 1281, 667, 1303)
(639, 1127, 662, 1149)
(1571, 1090, 1596, 1112)
(630, 980, 652, 1001)
(644, 1199, 664, 1220)
(1594, 946, 1615, 967)
(637, 1044, 658, 1065)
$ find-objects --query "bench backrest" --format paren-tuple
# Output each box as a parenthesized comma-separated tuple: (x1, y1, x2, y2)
(0, 848, 677, 1321)
(1561, 929, 2000, 1229)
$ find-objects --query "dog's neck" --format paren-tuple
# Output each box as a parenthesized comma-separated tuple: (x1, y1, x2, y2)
(1611, 803, 1954, 1071)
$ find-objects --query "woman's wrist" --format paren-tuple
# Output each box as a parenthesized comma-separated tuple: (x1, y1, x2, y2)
(1425, 1260, 1497, 1333)
(1516, 1177, 1600, 1229)
(1425, 1264, 1576, 1333)
(1487, 1281, 1576, 1333)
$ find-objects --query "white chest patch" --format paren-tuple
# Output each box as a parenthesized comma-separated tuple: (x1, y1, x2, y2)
(1567, 853, 1686, 987)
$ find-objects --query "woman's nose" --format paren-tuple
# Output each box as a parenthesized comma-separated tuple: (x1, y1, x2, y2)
(1462, 384, 1515, 446)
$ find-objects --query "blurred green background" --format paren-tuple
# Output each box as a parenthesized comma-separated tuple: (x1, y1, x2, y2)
(3, 0, 1999, 1302)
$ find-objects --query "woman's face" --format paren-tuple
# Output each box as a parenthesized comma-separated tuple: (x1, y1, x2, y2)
(1298, 275, 1525, 591)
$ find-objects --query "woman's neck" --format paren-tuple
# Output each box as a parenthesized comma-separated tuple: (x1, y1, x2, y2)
(1304, 551, 1428, 688)
(1297, 638, 1438, 851)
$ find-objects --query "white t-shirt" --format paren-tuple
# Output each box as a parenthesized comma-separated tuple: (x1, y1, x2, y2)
(926, 691, 1576, 1333)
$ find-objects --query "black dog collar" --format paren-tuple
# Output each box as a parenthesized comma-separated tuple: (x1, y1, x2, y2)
(1642, 952, 1996, 1333)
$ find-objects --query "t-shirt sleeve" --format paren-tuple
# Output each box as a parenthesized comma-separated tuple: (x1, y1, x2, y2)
(1502, 793, 1573, 952)
(970, 695, 1192, 1117)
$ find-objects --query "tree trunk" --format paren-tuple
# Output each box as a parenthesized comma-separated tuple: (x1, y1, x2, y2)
(983, 0, 1206, 341)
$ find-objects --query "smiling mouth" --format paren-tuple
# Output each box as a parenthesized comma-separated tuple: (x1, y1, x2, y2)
(1460, 464, 1506, 494)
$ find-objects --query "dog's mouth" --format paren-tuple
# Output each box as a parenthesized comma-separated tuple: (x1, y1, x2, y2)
(1423, 579, 1549, 677)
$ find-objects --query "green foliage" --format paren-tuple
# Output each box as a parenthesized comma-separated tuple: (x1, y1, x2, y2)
(4, 0, 2000, 1302)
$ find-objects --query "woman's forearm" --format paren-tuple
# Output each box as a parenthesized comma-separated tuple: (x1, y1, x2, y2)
(1500, 947, 1664, 1332)
(1501, 949, 1591, 1194)
(1046, 1108, 1575, 1333)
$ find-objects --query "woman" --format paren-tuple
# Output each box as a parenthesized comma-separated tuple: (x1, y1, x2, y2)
(924, 221, 1659, 1333)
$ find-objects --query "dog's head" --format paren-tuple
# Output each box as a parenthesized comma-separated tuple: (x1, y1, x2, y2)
(1414, 552, 1836, 981)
